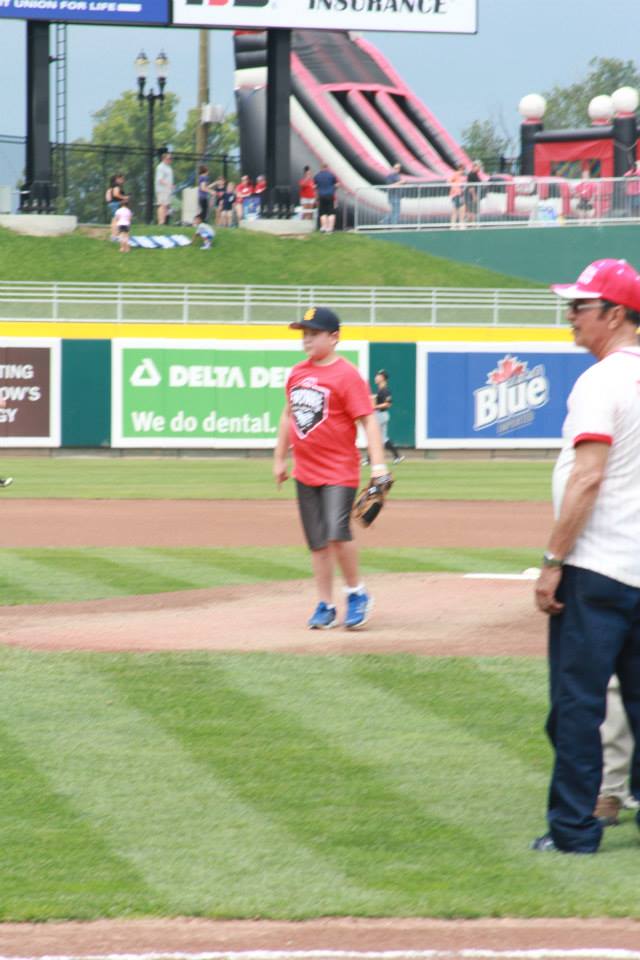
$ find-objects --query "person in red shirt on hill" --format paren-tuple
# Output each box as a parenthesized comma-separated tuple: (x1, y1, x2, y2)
(298, 165, 316, 220)
(273, 306, 387, 630)
(235, 174, 253, 224)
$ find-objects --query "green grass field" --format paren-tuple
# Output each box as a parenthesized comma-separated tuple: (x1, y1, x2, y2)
(2, 649, 639, 922)
(3, 457, 634, 923)
(0, 226, 539, 287)
(0, 457, 553, 500)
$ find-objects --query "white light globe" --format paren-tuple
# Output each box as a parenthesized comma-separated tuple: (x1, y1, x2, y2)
(518, 93, 547, 121)
(611, 86, 639, 115)
(588, 95, 613, 123)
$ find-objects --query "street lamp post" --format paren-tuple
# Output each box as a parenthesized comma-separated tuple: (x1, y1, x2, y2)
(135, 50, 170, 224)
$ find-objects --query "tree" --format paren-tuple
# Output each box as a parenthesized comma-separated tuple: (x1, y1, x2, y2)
(57, 91, 239, 223)
(461, 118, 511, 172)
(542, 57, 640, 130)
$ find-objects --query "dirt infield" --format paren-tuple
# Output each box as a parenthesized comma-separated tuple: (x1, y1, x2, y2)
(2, 916, 640, 957)
(0, 499, 551, 548)
(4, 497, 632, 955)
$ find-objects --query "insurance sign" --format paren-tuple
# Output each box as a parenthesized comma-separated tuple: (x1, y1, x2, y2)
(0, 0, 169, 24)
(172, 0, 477, 34)
(111, 339, 368, 448)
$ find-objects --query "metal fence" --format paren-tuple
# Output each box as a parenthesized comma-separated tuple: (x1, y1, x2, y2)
(0, 282, 567, 326)
(0, 136, 240, 223)
(354, 176, 640, 231)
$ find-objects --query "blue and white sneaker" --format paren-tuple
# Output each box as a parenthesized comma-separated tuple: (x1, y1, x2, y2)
(344, 591, 372, 629)
(307, 601, 337, 630)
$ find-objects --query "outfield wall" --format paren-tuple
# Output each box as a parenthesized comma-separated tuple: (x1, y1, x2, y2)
(1, 323, 583, 451)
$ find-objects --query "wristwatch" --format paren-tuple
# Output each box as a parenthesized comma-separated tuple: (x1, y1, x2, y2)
(542, 551, 564, 568)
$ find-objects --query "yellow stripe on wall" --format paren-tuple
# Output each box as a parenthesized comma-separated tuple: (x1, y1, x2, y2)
(1, 321, 573, 343)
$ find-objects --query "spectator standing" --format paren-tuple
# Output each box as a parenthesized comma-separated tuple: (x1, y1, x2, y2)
(384, 162, 403, 225)
(220, 181, 236, 227)
(624, 160, 640, 218)
(197, 165, 212, 221)
(532, 257, 640, 854)
(107, 174, 128, 241)
(575, 169, 596, 223)
(211, 177, 226, 227)
(235, 174, 254, 224)
(314, 163, 338, 233)
(465, 160, 482, 225)
(113, 198, 132, 253)
(448, 163, 466, 229)
(154, 151, 174, 225)
(253, 174, 267, 216)
(299, 166, 317, 220)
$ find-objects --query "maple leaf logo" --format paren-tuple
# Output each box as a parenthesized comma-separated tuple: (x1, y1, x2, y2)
(487, 355, 527, 385)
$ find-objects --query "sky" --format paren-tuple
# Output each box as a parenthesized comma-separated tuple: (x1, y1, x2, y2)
(1, 0, 640, 157)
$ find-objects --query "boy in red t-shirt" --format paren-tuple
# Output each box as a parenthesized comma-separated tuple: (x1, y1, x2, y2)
(273, 306, 388, 629)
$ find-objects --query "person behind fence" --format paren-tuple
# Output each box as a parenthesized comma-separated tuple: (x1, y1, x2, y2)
(220, 181, 236, 228)
(314, 163, 338, 234)
(253, 174, 267, 216)
(448, 163, 466, 229)
(624, 160, 640, 218)
(197, 164, 212, 221)
(465, 160, 482, 225)
(575, 169, 596, 222)
(155, 151, 174, 225)
(235, 174, 254, 224)
(299, 166, 317, 221)
(193, 214, 214, 249)
(382, 162, 403, 225)
(106, 173, 128, 241)
(113, 197, 132, 253)
(532, 257, 640, 855)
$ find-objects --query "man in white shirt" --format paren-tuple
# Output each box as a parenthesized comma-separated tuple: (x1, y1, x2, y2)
(533, 258, 640, 854)
(154, 152, 174, 225)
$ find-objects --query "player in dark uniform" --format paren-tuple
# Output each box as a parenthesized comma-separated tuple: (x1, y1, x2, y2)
(371, 370, 404, 464)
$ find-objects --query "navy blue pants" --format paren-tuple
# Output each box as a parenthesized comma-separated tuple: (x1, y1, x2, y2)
(546, 565, 640, 852)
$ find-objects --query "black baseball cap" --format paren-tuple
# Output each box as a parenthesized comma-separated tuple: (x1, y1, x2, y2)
(289, 306, 340, 332)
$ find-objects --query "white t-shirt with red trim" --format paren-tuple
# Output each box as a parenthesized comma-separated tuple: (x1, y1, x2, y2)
(286, 356, 373, 488)
(552, 346, 640, 586)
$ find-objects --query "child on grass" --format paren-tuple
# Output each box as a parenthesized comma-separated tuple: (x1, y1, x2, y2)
(113, 198, 132, 253)
(273, 306, 388, 630)
(193, 214, 215, 250)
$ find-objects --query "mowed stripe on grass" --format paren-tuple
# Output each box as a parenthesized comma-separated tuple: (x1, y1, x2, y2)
(0, 547, 540, 606)
(2, 649, 640, 921)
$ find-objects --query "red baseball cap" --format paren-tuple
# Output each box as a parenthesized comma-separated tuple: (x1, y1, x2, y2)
(551, 258, 640, 312)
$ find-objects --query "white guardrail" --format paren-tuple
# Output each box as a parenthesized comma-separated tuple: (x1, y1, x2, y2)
(354, 175, 640, 231)
(0, 282, 566, 326)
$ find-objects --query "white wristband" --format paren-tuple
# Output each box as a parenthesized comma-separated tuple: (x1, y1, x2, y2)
(370, 463, 387, 470)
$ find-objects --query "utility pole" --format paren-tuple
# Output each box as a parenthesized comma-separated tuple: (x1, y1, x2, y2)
(196, 30, 210, 162)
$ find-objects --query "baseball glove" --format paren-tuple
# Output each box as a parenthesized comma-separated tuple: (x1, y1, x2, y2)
(352, 473, 394, 528)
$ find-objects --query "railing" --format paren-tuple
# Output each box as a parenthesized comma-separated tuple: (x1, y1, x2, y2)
(0, 281, 567, 326)
(354, 175, 640, 232)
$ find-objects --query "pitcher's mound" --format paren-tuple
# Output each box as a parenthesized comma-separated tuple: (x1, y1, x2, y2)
(1, 573, 545, 656)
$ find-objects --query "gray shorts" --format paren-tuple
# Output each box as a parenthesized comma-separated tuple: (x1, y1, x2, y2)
(296, 481, 357, 551)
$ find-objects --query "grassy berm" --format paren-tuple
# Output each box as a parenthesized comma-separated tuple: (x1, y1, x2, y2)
(0, 225, 540, 287)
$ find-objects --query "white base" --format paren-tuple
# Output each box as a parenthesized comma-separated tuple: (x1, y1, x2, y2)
(0, 214, 78, 237)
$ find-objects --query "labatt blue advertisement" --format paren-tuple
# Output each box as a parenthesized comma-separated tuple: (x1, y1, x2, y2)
(0, 0, 168, 24)
(416, 344, 595, 449)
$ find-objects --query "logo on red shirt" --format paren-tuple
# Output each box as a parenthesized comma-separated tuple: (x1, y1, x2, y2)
(290, 377, 329, 438)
